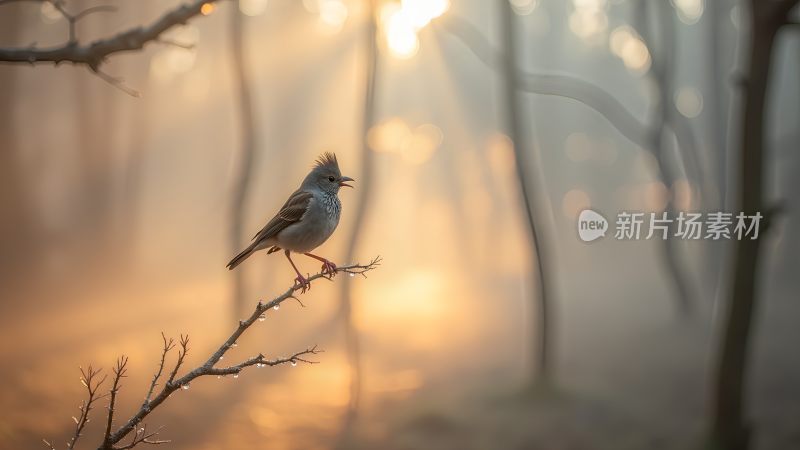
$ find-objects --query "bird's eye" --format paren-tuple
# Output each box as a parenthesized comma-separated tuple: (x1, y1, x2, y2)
(328, 176, 336, 182)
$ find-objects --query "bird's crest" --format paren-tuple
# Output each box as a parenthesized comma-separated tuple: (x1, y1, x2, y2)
(314, 152, 339, 171)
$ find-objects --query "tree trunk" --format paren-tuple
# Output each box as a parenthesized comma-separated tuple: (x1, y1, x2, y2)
(636, 0, 695, 317)
(498, 0, 553, 386)
(0, 5, 39, 288)
(336, 0, 378, 445)
(709, 1, 794, 447)
(229, 0, 260, 319)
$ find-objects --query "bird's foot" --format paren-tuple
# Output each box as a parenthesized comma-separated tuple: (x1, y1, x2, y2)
(293, 274, 311, 293)
(321, 260, 338, 278)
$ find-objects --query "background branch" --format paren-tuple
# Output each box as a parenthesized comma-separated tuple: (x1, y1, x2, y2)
(435, 14, 654, 149)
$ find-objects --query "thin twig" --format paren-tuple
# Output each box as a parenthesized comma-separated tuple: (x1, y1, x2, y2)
(166, 334, 189, 384)
(102, 357, 129, 447)
(67, 366, 107, 450)
(143, 333, 174, 409)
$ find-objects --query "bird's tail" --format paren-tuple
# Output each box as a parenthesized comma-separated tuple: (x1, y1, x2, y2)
(227, 243, 257, 270)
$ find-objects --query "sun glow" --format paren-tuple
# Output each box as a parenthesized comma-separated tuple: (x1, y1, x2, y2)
(380, 0, 450, 59)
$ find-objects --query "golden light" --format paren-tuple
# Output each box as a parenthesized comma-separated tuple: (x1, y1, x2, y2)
(379, 0, 449, 59)
(619, 37, 651, 74)
(302, 0, 320, 13)
(200, 2, 215, 16)
(371, 369, 423, 393)
(318, 0, 349, 31)
(367, 117, 412, 153)
(487, 133, 515, 176)
(400, 0, 450, 28)
(40, 2, 62, 23)
(402, 123, 443, 165)
(356, 268, 450, 348)
(384, 8, 420, 58)
(240, 0, 269, 17)
(569, 0, 609, 43)
(367, 119, 443, 164)
(149, 26, 199, 83)
(675, 87, 704, 118)
(609, 25, 634, 56)
(181, 69, 211, 103)
(562, 189, 591, 219)
(671, 0, 704, 25)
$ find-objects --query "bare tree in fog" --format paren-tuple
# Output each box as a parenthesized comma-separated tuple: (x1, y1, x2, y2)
(437, 2, 711, 385)
(41, 259, 379, 450)
(497, 0, 556, 387)
(228, 0, 261, 319)
(710, 1, 798, 449)
(337, 0, 379, 444)
(632, 0, 701, 317)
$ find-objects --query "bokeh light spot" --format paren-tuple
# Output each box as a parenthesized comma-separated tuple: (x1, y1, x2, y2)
(675, 87, 703, 118)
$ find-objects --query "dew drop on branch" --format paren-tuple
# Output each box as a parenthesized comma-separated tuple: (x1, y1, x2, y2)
(258, 314, 266, 322)
(181, 384, 190, 390)
(273, 304, 280, 311)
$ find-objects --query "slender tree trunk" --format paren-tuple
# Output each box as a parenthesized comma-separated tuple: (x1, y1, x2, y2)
(229, 0, 260, 319)
(710, 2, 796, 448)
(336, 1, 378, 445)
(0, 7, 36, 288)
(498, 0, 553, 386)
(636, 0, 695, 317)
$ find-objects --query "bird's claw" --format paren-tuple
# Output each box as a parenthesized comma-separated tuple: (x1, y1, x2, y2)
(321, 260, 338, 278)
(293, 274, 311, 293)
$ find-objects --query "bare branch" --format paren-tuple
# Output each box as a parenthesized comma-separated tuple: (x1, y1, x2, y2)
(0, 0, 219, 70)
(434, 15, 654, 150)
(73, 5, 117, 22)
(92, 66, 141, 97)
(44, 259, 379, 449)
(166, 334, 189, 385)
(67, 365, 106, 450)
(115, 424, 170, 450)
(142, 333, 174, 409)
(154, 38, 196, 50)
(102, 357, 129, 448)
(94, 258, 381, 448)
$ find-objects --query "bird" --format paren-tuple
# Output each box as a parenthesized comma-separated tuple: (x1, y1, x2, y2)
(226, 152, 353, 292)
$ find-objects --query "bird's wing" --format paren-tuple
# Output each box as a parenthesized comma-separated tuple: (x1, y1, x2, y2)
(252, 189, 313, 243)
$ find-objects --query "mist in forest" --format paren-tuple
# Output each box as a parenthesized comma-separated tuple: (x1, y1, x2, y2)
(1, 1, 798, 449)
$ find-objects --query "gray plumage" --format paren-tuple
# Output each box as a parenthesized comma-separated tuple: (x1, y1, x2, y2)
(227, 153, 353, 271)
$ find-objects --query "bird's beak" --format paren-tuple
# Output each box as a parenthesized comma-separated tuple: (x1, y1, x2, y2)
(339, 176, 354, 188)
